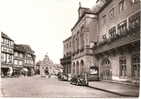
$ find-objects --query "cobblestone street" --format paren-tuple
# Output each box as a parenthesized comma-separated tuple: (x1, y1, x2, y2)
(0, 76, 122, 98)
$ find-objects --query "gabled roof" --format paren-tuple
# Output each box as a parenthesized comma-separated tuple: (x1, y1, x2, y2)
(14, 44, 35, 54)
(1, 32, 14, 41)
(63, 36, 72, 43)
(71, 7, 97, 31)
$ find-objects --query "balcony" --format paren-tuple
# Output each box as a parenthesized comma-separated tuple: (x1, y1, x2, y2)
(94, 27, 140, 54)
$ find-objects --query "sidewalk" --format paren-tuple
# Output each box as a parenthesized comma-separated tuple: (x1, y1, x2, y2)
(88, 81, 139, 97)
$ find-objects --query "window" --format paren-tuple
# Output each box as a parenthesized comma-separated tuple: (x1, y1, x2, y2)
(7, 54, 12, 63)
(9, 55, 13, 63)
(119, 56, 127, 77)
(80, 32, 84, 50)
(19, 61, 23, 65)
(14, 60, 18, 65)
(14, 52, 18, 56)
(11, 41, 14, 47)
(30, 60, 33, 64)
(7, 54, 10, 63)
(109, 8, 115, 19)
(20, 53, 23, 58)
(132, 54, 140, 80)
(1, 38, 4, 43)
(67, 43, 68, 48)
(1, 53, 5, 62)
(109, 26, 116, 38)
(131, 0, 140, 5)
(70, 42, 71, 47)
(27, 54, 31, 57)
(118, 20, 127, 35)
(119, 0, 125, 13)
(8, 48, 13, 53)
(129, 12, 140, 31)
(3, 39, 6, 44)
(7, 40, 10, 47)
(102, 15, 106, 25)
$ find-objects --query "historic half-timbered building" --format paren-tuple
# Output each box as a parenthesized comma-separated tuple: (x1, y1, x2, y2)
(1, 32, 36, 77)
(1, 32, 14, 76)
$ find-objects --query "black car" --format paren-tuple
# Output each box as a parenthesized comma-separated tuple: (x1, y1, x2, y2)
(70, 75, 88, 86)
(57, 72, 68, 81)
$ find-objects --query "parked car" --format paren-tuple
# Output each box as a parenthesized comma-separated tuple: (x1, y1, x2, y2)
(70, 75, 88, 86)
(57, 72, 68, 81)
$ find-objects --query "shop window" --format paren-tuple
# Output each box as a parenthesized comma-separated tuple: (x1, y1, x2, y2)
(132, 54, 140, 80)
(119, 56, 127, 77)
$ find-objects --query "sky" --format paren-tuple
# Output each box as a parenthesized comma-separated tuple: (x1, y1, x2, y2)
(0, 0, 96, 64)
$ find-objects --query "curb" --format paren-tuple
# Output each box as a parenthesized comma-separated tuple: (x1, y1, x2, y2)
(102, 80, 139, 87)
(87, 85, 138, 97)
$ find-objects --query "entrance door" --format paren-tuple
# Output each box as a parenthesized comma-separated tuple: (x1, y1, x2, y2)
(101, 58, 112, 80)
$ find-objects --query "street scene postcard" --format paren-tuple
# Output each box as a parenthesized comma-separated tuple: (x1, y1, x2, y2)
(0, 0, 140, 98)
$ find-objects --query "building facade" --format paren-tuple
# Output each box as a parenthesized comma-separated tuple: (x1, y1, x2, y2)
(13, 44, 36, 76)
(13, 44, 25, 76)
(39, 54, 55, 77)
(71, 7, 98, 76)
(61, 0, 140, 84)
(1, 32, 14, 76)
(93, 0, 140, 83)
(1, 32, 36, 77)
(60, 36, 72, 75)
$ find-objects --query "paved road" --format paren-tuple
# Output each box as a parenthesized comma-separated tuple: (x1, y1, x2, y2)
(0, 76, 122, 98)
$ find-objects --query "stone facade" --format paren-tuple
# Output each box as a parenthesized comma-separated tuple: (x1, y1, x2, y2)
(61, 0, 140, 84)
(71, 7, 98, 76)
(60, 36, 72, 75)
(93, 0, 140, 83)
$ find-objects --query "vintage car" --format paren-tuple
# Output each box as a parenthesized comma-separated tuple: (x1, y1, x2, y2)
(70, 75, 88, 86)
(57, 72, 68, 81)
